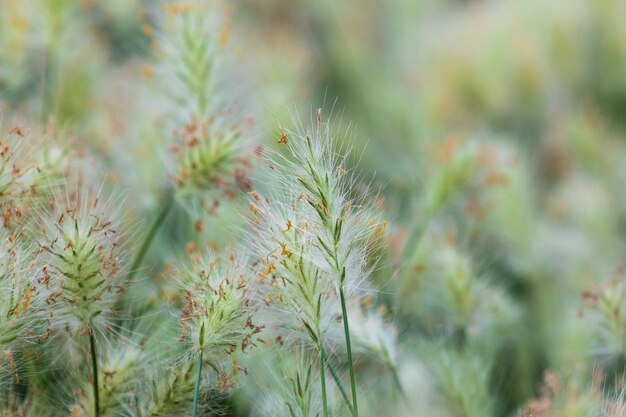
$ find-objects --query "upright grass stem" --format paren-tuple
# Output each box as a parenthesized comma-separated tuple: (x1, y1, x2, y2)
(319, 344, 329, 417)
(339, 286, 358, 417)
(89, 326, 100, 417)
(191, 350, 203, 417)
(314, 304, 329, 417)
(322, 348, 354, 415)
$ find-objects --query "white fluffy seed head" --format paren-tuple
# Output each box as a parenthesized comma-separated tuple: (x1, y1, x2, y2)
(31, 187, 128, 337)
(245, 111, 386, 347)
(0, 230, 34, 347)
(0, 226, 45, 391)
(247, 192, 348, 352)
(272, 114, 384, 294)
(175, 253, 257, 367)
(0, 122, 69, 231)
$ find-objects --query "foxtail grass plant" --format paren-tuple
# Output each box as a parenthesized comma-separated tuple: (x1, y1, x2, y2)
(127, 252, 257, 417)
(252, 349, 341, 417)
(247, 111, 387, 417)
(126, 1, 252, 288)
(174, 254, 256, 417)
(7, 1, 626, 416)
(0, 228, 41, 393)
(0, 120, 68, 230)
(31, 187, 129, 417)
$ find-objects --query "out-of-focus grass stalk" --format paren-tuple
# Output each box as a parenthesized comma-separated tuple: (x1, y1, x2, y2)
(322, 348, 354, 415)
(389, 363, 408, 406)
(127, 192, 174, 282)
(384, 348, 407, 405)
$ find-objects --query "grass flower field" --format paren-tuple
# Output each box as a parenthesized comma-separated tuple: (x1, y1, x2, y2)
(1, 1, 626, 416)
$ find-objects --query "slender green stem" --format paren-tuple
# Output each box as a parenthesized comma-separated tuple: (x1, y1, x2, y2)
(127, 192, 174, 281)
(191, 351, 203, 417)
(89, 326, 100, 417)
(322, 348, 354, 415)
(319, 345, 329, 417)
(339, 286, 358, 417)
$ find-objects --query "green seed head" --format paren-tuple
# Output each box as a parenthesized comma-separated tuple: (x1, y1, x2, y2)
(171, 117, 247, 196)
(34, 189, 126, 335)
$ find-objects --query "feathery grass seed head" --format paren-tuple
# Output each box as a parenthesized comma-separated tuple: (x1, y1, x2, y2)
(170, 116, 251, 197)
(33, 188, 128, 335)
(176, 253, 257, 368)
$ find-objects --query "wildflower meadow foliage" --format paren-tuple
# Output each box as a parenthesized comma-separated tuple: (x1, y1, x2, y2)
(1, 1, 626, 417)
